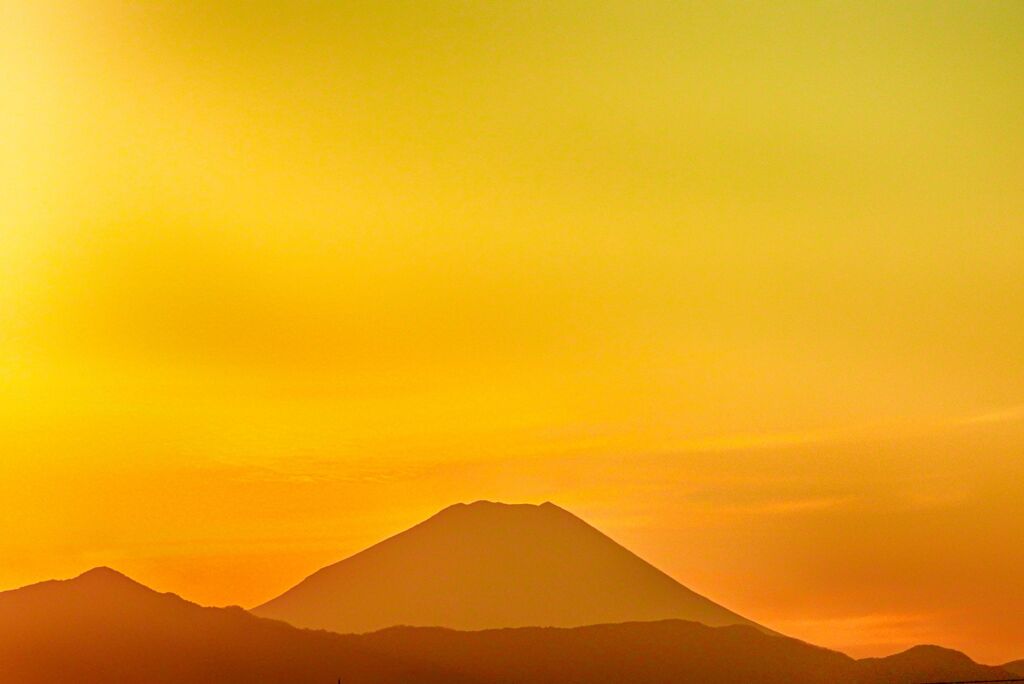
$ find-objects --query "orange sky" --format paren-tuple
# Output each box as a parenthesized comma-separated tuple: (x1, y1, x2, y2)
(2, 0, 1023, 664)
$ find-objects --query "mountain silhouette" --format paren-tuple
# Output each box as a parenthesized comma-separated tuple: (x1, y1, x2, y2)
(0, 567, 463, 684)
(1, 567, 1017, 684)
(254, 500, 765, 634)
(358, 622, 1018, 684)
(858, 645, 1019, 683)
(1001, 659, 1024, 676)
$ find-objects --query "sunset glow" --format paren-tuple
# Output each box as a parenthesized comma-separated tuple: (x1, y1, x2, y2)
(3, 1, 1023, 664)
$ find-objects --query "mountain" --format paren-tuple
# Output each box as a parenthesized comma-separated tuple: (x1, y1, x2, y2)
(254, 500, 765, 634)
(362, 620, 854, 684)
(1002, 659, 1024, 676)
(358, 621, 1019, 684)
(858, 645, 1018, 683)
(0, 567, 463, 684)
(1, 568, 1017, 684)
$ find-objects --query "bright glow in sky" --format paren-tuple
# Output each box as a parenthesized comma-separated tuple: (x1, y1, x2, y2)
(2, 0, 1023, 663)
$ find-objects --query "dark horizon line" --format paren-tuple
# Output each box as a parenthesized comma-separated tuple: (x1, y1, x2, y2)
(918, 678, 1024, 684)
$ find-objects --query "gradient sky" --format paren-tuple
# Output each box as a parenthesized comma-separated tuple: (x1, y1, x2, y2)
(3, 0, 1023, 664)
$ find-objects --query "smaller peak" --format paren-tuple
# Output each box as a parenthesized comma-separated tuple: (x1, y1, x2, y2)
(78, 566, 128, 580)
(432, 500, 507, 516)
(904, 644, 962, 654)
(72, 567, 146, 590)
(464, 500, 515, 508)
(895, 644, 973, 663)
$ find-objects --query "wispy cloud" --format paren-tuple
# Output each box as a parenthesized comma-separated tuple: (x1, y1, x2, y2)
(714, 496, 855, 515)
(960, 404, 1024, 426)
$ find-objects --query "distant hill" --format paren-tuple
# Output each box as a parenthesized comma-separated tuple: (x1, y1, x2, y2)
(359, 622, 1018, 684)
(0, 566, 1017, 684)
(858, 645, 1018, 684)
(0, 567, 462, 684)
(254, 500, 765, 634)
(1003, 659, 1024, 676)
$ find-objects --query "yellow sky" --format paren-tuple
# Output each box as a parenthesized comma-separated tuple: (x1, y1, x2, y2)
(2, 0, 1023, 664)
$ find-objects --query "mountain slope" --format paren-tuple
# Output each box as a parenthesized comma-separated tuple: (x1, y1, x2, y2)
(360, 622, 1019, 684)
(1, 569, 1016, 684)
(0, 567, 464, 684)
(363, 620, 854, 684)
(858, 645, 1018, 683)
(254, 500, 764, 634)
(1004, 659, 1024, 676)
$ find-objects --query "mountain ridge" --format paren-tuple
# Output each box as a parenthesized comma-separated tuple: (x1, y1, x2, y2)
(1000, 659, 1024, 676)
(1, 567, 1017, 684)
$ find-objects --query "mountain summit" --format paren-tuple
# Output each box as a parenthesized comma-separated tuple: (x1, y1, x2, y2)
(254, 500, 766, 634)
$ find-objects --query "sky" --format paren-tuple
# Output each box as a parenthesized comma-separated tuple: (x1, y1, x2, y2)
(2, 0, 1023, 664)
